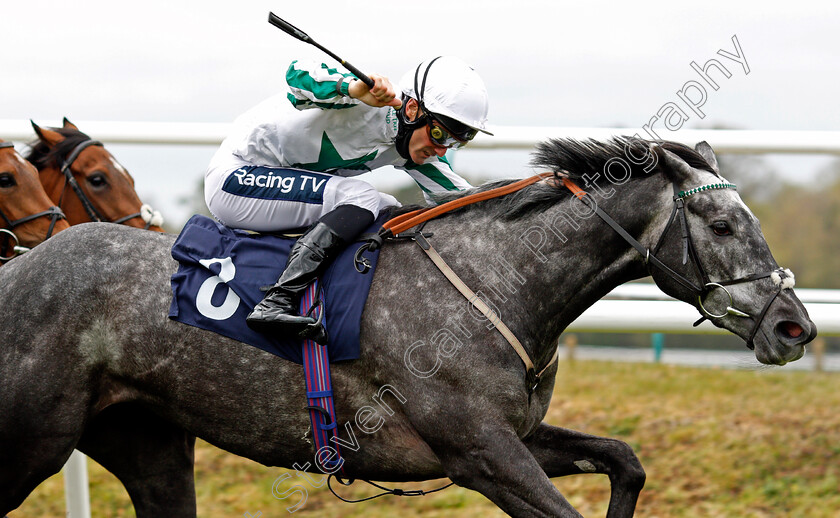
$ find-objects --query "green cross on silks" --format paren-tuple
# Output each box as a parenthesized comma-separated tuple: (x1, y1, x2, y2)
(291, 133, 378, 172)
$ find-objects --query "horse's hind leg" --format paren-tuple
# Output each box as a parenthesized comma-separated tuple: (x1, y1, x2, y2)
(76, 403, 197, 518)
(523, 422, 646, 518)
(0, 388, 83, 514)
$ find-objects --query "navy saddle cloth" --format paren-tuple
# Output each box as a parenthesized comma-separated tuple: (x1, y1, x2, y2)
(168, 214, 383, 364)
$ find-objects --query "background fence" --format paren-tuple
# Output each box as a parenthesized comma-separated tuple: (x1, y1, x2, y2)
(573, 284, 840, 334)
(3, 120, 840, 155)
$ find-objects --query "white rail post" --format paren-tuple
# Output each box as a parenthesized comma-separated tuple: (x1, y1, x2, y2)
(812, 337, 826, 372)
(564, 334, 578, 362)
(64, 450, 91, 518)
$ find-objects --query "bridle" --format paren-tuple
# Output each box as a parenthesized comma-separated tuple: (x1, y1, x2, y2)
(0, 141, 66, 261)
(57, 138, 154, 228)
(364, 170, 791, 396)
(562, 175, 795, 350)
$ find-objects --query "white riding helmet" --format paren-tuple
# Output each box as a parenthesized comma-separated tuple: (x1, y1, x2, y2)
(400, 56, 493, 137)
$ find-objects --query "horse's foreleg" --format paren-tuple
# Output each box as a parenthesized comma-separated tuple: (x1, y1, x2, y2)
(522, 422, 645, 518)
(76, 403, 197, 518)
(432, 424, 585, 517)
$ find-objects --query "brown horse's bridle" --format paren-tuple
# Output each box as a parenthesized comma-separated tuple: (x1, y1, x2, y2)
(0, 142, 66, 261)
(562, 176, 794, 350)
(58, 138, 153, 228)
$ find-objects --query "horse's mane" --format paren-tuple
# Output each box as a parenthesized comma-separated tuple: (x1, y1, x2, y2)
(530, 136, 716, 180)
(410, 136, 717, 220)
(25, 128, 92, 171)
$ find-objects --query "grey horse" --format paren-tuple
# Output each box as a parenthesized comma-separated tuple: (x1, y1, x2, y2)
(0, 138, 816, 517)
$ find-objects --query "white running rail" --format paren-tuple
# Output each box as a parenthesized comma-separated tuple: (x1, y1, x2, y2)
(2, 120, 840, 155)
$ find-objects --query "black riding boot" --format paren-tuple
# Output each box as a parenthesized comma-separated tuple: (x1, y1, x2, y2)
(246, 222, 344, 337)
(245, 205, 374, 340)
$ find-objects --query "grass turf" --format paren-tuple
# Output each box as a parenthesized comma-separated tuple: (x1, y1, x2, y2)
(9, 360, 840, 517)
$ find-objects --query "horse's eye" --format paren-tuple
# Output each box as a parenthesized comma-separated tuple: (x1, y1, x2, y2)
(0, 172, 16, 188)
(711, 221, 732, 236)
(87, 172, 108, 188)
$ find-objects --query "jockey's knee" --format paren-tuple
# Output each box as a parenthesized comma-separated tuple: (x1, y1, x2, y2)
(319, 204, 375, 242)
(329, 177, 383, 220)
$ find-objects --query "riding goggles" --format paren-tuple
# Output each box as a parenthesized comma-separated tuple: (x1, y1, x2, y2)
(426, 115, 478, 149)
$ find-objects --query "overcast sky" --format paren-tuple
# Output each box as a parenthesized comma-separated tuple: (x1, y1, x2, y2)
(2, 1, 838, 227)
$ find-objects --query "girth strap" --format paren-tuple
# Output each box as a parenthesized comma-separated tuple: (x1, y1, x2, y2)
(412, 231, 558, 393)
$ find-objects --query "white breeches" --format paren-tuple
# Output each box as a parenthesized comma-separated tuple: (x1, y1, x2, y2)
(205, 156, 398, 232)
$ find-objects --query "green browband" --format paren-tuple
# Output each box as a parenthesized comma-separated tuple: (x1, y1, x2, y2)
(678, 182, 738, 199)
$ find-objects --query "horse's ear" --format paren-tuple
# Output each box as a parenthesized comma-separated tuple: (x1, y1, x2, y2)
(694, 141, 719, 174)
(653, 145, 694, 182)
(31, 120, 65, 147)
(62, 117, 79, 131)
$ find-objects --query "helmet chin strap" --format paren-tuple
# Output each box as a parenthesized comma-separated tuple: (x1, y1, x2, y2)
(395, 95, 428, 160)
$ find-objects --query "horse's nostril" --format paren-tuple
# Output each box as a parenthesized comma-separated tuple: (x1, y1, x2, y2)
(778, 321, 804, 339)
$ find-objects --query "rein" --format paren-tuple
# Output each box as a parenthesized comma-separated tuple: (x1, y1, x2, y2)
(57, 139, 157, 228)
(376, 168, 793, 385)
(0, 142, 66, 260)
(381, 172, 555, 238)
(561, 176, 794, 350)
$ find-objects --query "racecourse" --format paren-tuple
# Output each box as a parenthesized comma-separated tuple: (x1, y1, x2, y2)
(10, 359, 840, 517)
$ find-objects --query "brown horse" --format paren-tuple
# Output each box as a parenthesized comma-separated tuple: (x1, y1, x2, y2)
(26, 119, 165, 232)
(0, 139, 69, 262)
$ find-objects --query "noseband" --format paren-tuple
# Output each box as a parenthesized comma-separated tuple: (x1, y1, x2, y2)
(562, 177, 794, 350)
(58, 138, 154, 228)
(0, 141, 66, 261)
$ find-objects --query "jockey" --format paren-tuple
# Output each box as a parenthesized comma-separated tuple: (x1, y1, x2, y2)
(204, 55, 492, 339)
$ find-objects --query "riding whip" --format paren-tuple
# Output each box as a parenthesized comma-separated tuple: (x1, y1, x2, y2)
(267, 12, 375, 89)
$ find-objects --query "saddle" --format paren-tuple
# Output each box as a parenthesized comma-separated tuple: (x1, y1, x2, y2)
(168, 214, 384, 364)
